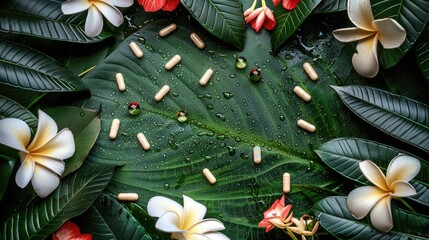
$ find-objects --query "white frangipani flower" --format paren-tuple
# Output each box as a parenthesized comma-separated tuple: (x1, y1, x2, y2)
(347, 155, 421, 232)
(332, 0, 406, 77)
(147, 195, 230, 240)
(0, 110, 75, 198)
(61, 0, 133, 37)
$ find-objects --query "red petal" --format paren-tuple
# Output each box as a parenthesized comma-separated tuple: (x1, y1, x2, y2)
(137, 0, 167, 12)
(246, 7, 263, 23)
(282, 0, 301, 10)
(263, 8, 276, 30)
(69, 234, 92, 240)
(53, 221, 81, 240)
(272, 0, 281, 6)
(258, 219, 275, 232)
(252, 10, 266, 32)
(162, 0, 180, 11)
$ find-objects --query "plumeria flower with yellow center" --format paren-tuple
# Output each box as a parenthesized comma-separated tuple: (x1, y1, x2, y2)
(287, 214, 319, 240)
(0, 110, 75, 198)
(347, 155, 421, 232)
(332, 0, 406, 78)
(62, 0, 133, 37)
(147, 195, 229, 240)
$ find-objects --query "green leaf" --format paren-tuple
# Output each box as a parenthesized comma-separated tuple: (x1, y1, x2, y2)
(272, 0, 322, 52)
(0, 157, 15, 201)
(0, 40, 89, 93)
(1, 164, 115, 240)
(296, 183, 344, 203)
(314, 196, 429, 239)
(0, 0, 111, 43)
(77, 193, 151, 240)
(0, 94, 37, 130)
(332, 85, 429, 153)
(416, 42, 429, 81)
(123, 202, 167, 240)
(313, 0, 347, 14)
(315, 138, 429, 206)
(371, 0, 429, 68)
(43, 106, 101, 177)
(181, 0, 245, 49)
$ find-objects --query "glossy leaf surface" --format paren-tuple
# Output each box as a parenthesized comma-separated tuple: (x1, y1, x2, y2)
(416, 42, 429, 81)
(0, 94, 37, 130)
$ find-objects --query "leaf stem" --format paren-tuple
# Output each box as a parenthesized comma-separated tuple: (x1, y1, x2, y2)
(26, 93, 48, 110)
(397, 198, 415, 212)
(283, 228, 298, 240)
(261, 0, 267, 8)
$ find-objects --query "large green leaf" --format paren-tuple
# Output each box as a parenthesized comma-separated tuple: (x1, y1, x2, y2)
(416, 42, 429, 82)
(181, 0, 245, 49)
(0, 40, 89, 93)
(77, 193, 151, 240)
(0, 157, 15, 202)
(332, 85, 429, 153)
(272, 0, 322, 52)
(371, 0, 429, 68)
(313, 0, 347, 14)
(82, 17, 368, 239)
(1, 164, 115, 240)
(314, 196, 429, 239)
(0, 0, 111, 43)
(0, 94, 37, 130)
(315, 138, 429, 206)
(123, 202, 167, 240)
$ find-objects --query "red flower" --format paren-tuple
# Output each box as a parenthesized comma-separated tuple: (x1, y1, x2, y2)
(137, 0, 180, 12)
(52, 221, 92, 240)
(258, 195, 293, 232)
(273, 0, 301, 10)
(245, 6, 276, 32)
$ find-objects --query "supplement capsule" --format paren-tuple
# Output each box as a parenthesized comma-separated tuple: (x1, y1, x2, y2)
(109, 119, 120, 140)
(303, 62, 318, 81)
(293, 86, 311, 102)
(137, 133, 150, 150)
(253, 146, 262, 164)
(159, 23, 177, 37)
(116, 73, 126, 92)
(117, 193, 139, 201)
(190, 33, 205, 49)
(154, 85, 170, 101)
(199, 69, 213, 86)
(297, 119, 316, 133)
(129, 41, 143, 59)
(203, 168, 216, 184)
(165, 54, 181, 70)
(283, 172, 290, 193)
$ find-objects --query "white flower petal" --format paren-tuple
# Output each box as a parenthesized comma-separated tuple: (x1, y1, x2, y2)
(369, 195, 393, 232)
(386, 155, 421, 186)
(93, 1, 123, 26)
(352, 35, 379, 78)
(27, 110, 58, 151)
(347, 0, 375, 31)
(390, 181, 417, 197)
(185, 233, 211, 240)
(32, 128, 75, 160)
(31, 165, 60, 198)
(0, 118, 31, 152)
(188, 219, 225, 234)
(101, 0, 133, 8)
(332, 27, 375, 43)
(373, 18, 406, 49)
(31, 156, 65, 176)
(182, 195, 207, 229)
(15, 155, 34, 188)
(155, 211, 185, 233)
(61, 0, 92, 15)
(359, 160, 389, 191)
(346, 186, 388, 219)
(147, 196, 184, 218)
(204, 232, 230, 240)
(85, 5, 104, 37)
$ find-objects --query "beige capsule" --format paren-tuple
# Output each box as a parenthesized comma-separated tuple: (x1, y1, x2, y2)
(190, 33, 205, 49)
(297, 119, 316, 133)
(203, 168, 216, 184)
(253, 146, 262, 164)
(159, 23, 177, 37)
(129, 41, 143, 59)
(303, 62, 318, 81)
(154, 85, 170, 101)
(165, 54, 181, 70)
(293, 86, 311, 102)
(282, 172, 290, 193)
(109, 119, 120, 140)
(116, 73, 126, 92)
(137, 133, 150, 150)
(117, 193, 139, 201)
(199, 69, 214, 86)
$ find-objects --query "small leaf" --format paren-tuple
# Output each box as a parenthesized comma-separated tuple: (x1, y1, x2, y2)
(1, 164, 115, 240)
(77, 193, 151, 240)
(332, 85, 429, 153)
(0, 40, 89, 93)
(272, 0, 322, 52)
(314, 196, 429, 239)
(0, 94, 37, 130)
(313, 0, 347, 14)
(416, 42, 429, 81)
(181, 0, 245, 49)
(0, 156, 15, 201)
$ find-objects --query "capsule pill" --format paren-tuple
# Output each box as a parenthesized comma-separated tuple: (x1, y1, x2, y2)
(137, 133, 150, 150)
(109, 119, 120, 140)
(303, 62, 318, 81)
(154, 85, 170, 101)
(117, 193, 139, 201)
(283, 172, 290, 193)
(253, 146, 262, 164)
(165, 54, 181, 70)
(203, 168, 216, 184)
(159, 23, 177, 37)
(129, 41, 143, 59)
(199, 69, 213, 86)
(115, 73, 126, 92)
(293, 86, 311, 102)
(190, 33, 205, 49)
(297, 119, 316, 133)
